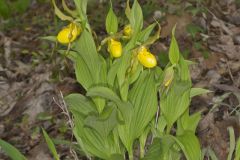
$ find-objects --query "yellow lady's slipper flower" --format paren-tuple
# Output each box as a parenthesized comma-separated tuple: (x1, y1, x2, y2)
(108, 39, 122, 58)
(57, 23, 81, 44)
(123, 24, 132, 37)
(137, 46, 157, 68)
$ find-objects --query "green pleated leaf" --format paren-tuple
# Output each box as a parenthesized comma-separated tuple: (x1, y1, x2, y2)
(73, 30, 106, 113)
(160, 80, 191, 130)
(42, 129, 60, 160)
(62, 50, 93, 90)
(143, 136, 175, 160)
(107, 61, 120, 87)
(169, 26, 180, 65)
(73, 30, 101, 83)
(73, 0, 88, 20)
(118, 71, 158, 154)
(139, 126, 151, 158)
(73, 124, 109, 159)
(64, 93, 97, 116)
(72, 110, 122, 160)
(129, 0, 143, 34)
(178, 56, 191, 82)
(177, 109, 201, 135)
(84, 107, 118, 138)
(174, 131, 201, 160)
(190, 88, 211, 98)
(0, 139, 27, 160)
(87, 86, 133, 123)
(106, 6, 118, 34)
(155, 116, 167, 136)
(87, 86, 121, 104)
(129, 71, 158, 139)
(137, 23, 156, 43)
(110, 154, 125, 160)
(117, 53, 132, 100)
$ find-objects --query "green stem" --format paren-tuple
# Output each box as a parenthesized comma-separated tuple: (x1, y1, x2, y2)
(140, 147, 144, 159)
(128, 149, 134, 160)
(166, 124, 172, 134)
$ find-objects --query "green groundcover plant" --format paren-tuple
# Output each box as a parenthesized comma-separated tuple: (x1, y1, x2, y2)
(4, 0, 239, 160)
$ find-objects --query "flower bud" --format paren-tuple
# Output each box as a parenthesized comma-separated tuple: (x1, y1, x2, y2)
(123, 25, 132, 37)
(108, 39, 122, 58)
(57, 23, 81, 44)
(163, 66, 174, 87)
(137, 46, 157, 68)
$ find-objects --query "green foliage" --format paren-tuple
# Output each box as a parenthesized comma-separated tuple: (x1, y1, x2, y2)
(0, 139, 27, 160)
(42, 129, 60, 160)
(43, 0, 208, 159)
(0, 0, 30, 19)
(186, 23, 204, 39)
(227, 127, 235, 160)
(106, 4, 118, 34)
(0, 0, 10, 18)
(169, 26, 180, 65)
(235, 136, 240, 160)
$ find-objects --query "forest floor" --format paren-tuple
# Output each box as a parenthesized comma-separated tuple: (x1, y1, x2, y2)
(0, 0, 240, 160)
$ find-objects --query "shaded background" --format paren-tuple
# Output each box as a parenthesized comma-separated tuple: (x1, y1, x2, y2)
(0, 0, 240, 159)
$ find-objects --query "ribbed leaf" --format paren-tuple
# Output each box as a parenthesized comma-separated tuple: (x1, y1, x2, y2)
(174, 131, 201, 160)
(73, 30, 101, 83)
(169, 26, 180, 65)
(65, 50, 93, 90)
(73, 30, 106, 113)
(190, 88, 211, 98)
(87, 86, 121, 104)
(73, 0, 88, 20)
(84, 107, 118, 138)
(107, 60, 120, 86)
(129, 71, 158, 139)
(129, 0, 143, 34)
(72, 109, 122, 160)
(160, 81, 191, 130)
(177, 109, 201, 135)
(117, 53, 132, 101)
(64, 93, 97, 116)
(137, 23, 156, 43)
(106, 6, 118, 34)
(0, 139, 27, 160)
(87, 86, 133, 123)
(143, 136, 175, 160)
(118, 71, 158, 153)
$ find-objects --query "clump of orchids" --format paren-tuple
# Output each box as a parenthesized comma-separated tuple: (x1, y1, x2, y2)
(41, 1, 205, 160)
(56, 22, 157, 69)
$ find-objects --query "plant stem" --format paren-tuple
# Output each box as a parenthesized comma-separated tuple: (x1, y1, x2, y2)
(140, 147, 144, 159)
(129, 149, 134, 160)
(166, 125, 172, 134)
